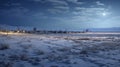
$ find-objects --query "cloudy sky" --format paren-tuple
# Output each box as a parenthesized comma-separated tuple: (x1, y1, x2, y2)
(0, 0, 120, 30)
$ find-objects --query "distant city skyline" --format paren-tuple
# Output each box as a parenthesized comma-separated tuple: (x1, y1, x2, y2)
(0, 0, 120, 30)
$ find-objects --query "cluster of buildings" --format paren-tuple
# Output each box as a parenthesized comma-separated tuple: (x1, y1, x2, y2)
(0, 27, 90, 34)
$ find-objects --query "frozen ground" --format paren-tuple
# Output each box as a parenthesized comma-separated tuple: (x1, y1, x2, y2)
(0, 32, 120, 67)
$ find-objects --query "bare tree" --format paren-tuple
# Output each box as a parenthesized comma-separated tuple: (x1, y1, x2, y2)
(33, 27, 37, 32)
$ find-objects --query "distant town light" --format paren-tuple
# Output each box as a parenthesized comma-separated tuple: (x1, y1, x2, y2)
(17, 31, 20, 33)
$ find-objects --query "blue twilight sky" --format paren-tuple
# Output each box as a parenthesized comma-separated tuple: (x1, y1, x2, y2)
(0, 0, 120, 30)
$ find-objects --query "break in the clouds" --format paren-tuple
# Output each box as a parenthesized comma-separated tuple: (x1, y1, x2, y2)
(96, 1, 104, 6)
(0, 0, 120, 30)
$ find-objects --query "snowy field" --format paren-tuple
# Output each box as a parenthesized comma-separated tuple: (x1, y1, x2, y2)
(0, 32, 120, 67)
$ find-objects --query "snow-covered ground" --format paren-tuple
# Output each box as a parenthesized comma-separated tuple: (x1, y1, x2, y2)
(0, 32, 120, 67)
